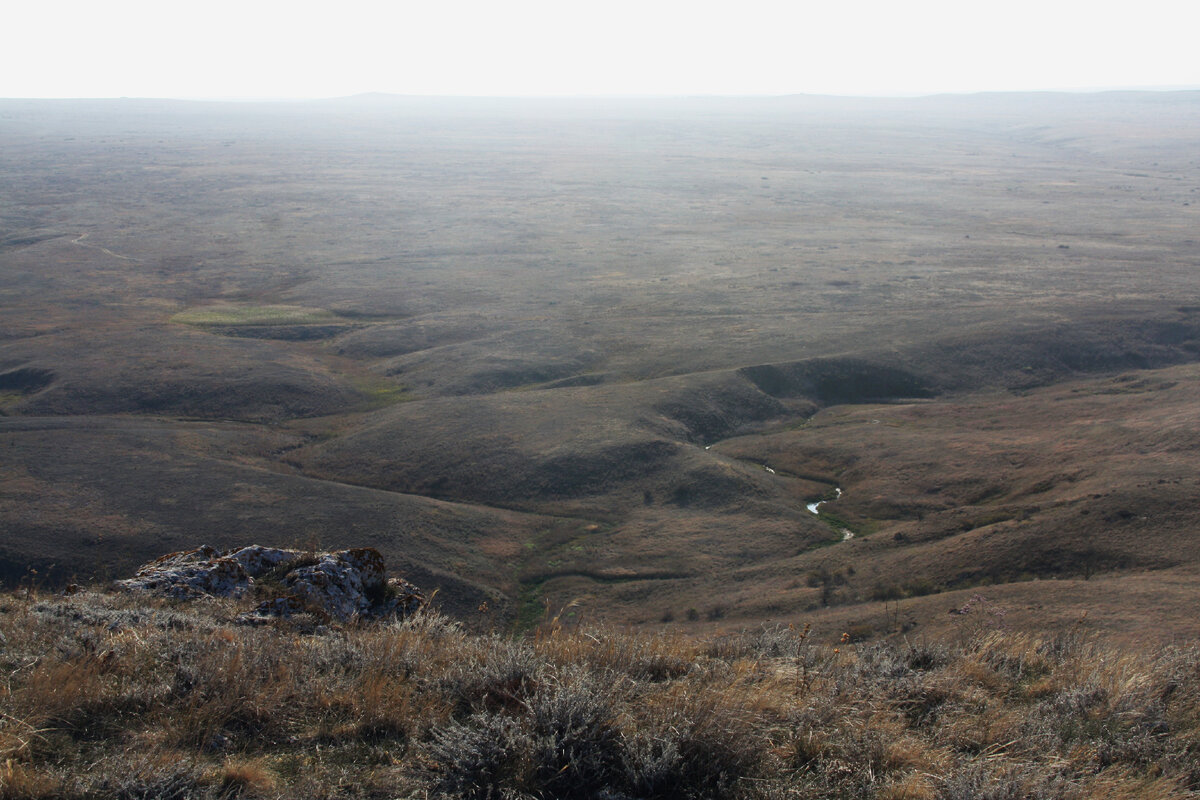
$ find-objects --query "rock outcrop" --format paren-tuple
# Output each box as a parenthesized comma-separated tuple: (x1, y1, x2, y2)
(116, 545, 426, 622)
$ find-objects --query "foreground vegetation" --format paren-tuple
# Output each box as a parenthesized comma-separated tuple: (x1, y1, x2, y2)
(1, 589, 1198, 799)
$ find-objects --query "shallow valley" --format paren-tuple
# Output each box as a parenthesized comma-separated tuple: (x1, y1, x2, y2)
(2, 92, 1199, 637)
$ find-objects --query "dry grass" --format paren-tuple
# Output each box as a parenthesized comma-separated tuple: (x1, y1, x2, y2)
(0, 589, 1198, 799)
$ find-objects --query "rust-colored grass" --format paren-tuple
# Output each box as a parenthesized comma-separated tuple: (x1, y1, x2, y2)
(1, 588, 1198, 799)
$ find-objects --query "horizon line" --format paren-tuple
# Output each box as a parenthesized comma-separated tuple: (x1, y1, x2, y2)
(4, 85, 1200, 103)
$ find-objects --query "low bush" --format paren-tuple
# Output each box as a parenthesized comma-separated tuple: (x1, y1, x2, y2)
(0, 589, 1197, 799)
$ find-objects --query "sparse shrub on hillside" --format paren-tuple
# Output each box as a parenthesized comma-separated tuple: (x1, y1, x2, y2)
(871, 578, 940, 602)
(426, 669, 629, 799)
(86, 756, 211, 800)
(1, 589, 1199, 799)
(426, 711, 531, 798)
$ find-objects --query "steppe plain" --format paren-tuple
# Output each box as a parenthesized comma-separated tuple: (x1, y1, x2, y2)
(2, 92, 1199, 640)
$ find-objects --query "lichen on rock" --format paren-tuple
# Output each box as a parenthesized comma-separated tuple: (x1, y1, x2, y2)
(116, 544, 427, 623)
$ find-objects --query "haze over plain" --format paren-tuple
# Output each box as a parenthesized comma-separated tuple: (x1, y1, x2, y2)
(3, 0, 1200, 639)
(3, 88, 1200, 638)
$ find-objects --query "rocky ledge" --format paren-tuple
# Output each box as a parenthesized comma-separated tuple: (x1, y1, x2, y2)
(116, 544, 426, 623)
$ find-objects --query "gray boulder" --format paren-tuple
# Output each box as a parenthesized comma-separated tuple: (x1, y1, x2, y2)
(116, 544, 426, 622)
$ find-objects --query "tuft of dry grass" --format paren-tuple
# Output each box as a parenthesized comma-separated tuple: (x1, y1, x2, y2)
(0, 588, 1198, 799)
(212, 758, 275, 797)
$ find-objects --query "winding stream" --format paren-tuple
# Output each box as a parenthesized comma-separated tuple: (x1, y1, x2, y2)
(805, 487, 842, 515)
(806, 488, 853, 540)
(705, 444, 854, 541)
(71, 232, 142, 262)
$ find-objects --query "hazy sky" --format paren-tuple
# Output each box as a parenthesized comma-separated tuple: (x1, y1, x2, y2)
(5, 0, 1198, 99)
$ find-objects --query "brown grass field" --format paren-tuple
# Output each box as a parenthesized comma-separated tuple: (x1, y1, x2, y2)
(1, 92, 1200, 641)
(1, 589, 1199, 798)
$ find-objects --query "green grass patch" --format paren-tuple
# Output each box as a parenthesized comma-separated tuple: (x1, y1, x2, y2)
(172, 304, 340, 326)
(514, 578, 548, 632)
(815, 509, 875, 539)
(351, 375, 413, 409)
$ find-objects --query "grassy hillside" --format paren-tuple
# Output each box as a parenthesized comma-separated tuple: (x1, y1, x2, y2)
(1, 588, 1198, 799)
(3, 93, 1200, 640)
